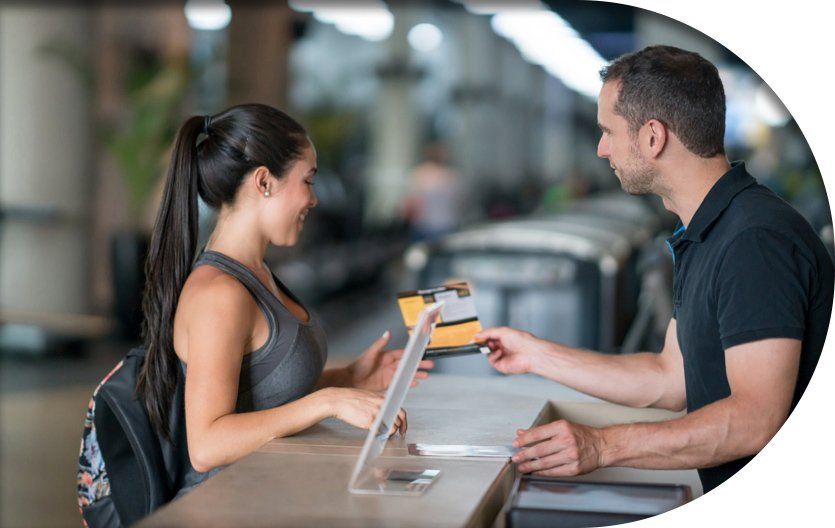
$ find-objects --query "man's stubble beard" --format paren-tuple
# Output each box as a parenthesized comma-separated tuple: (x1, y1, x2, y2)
(618, 141, 657, 195)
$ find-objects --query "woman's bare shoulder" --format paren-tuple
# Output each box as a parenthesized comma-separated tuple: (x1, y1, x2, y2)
(178, 265, 256, 329)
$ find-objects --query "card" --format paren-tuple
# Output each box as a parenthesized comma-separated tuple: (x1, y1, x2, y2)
(397, 282, 489, 358)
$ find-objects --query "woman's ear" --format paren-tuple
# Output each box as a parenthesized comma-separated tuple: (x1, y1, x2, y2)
(251, 166, 273, 197)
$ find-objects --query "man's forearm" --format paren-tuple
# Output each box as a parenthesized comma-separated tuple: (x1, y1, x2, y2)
(530, 342, 679, 409)
(513, 337, 798, 479)
(599, 395, 772, 470)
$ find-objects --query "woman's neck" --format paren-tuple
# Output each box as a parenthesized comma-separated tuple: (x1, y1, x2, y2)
(205, 209, 268, 271)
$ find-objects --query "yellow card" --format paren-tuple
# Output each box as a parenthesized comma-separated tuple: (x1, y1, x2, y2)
(396, 282, 487, 358)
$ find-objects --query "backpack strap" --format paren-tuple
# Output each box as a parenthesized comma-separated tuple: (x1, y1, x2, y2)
(126, 346, 146, 359)
(120, 345, 190, 491)
(95, 350, 171, 524)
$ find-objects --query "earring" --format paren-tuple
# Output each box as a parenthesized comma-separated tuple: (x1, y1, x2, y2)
(264, 191, 270, 197)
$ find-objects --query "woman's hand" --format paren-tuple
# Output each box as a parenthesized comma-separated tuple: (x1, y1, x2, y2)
(321, 387, 407, 436)
(348, 331, 435, 391)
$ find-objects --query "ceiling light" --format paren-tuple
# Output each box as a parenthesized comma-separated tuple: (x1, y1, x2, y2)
(290, 1, 393, 42)
(454, 0, 541, 15)
(184, 0, 232, 31)
(490, 6, 606, 99)
(408, 23, 443, 52)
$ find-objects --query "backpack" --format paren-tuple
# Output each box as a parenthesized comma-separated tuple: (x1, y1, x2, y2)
(77, 347, 190, 527)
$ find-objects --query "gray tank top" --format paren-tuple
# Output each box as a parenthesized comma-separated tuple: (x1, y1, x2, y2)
(177, 250, 327, 495)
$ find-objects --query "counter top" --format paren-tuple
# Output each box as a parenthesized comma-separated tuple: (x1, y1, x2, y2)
(140, 375, 701, 527)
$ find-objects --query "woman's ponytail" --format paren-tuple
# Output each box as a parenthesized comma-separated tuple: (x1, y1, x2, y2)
(138, 115, 204, 441)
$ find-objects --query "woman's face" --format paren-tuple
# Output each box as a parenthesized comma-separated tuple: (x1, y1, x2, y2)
(262, 140, 318, 246)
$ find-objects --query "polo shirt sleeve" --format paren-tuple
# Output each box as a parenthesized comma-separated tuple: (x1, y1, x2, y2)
(715, 227, 808, 349)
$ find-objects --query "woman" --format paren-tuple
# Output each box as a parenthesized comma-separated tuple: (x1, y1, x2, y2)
(139, 103, 431, 490)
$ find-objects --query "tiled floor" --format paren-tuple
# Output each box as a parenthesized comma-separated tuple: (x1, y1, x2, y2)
(0, 273, 413, 527)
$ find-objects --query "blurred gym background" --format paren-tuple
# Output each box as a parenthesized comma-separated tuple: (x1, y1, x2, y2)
(0, 1, 830, 526)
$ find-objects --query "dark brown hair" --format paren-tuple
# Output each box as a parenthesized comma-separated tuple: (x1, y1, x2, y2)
(600, 45, 726, 158)
(138, 103, 307, 440)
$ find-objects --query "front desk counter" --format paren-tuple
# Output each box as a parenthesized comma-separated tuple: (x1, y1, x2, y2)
(140, 375, 702, 527)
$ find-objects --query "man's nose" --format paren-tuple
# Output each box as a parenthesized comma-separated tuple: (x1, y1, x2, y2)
(597, 135, 609, 158)
(309, 190, 318, 208)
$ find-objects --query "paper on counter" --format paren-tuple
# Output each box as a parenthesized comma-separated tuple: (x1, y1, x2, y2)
(408, 443, 520, 458)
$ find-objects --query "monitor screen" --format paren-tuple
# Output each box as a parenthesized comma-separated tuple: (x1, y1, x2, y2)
(348, 302, 444, 492)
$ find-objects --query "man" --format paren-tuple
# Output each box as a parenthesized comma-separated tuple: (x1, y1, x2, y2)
(476, 45, 833, 494)
(401, 142, 464, 242)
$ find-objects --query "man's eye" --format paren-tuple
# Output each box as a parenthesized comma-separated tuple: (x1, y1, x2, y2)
(305, 180, 315, 187)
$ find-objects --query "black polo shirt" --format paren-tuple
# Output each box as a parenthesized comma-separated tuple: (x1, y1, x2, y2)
(666, 161, 833, 494)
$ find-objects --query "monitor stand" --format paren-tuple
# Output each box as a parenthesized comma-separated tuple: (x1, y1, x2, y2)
(349, 467, 441, 496)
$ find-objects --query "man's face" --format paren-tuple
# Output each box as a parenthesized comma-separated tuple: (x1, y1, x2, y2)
(596, 81, 656, 195)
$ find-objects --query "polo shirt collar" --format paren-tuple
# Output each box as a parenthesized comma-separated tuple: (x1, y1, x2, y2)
(681, 161, 756, 242)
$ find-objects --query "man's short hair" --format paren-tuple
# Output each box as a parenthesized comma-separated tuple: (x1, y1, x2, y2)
(599, 45, 726, 158)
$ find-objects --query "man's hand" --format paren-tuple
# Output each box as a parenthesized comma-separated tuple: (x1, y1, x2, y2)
(511, 420, 606, 477)
(475, 327, 544, 375)
(348, 331, 435, 391)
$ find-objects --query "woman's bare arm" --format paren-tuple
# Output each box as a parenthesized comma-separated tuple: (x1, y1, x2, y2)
(179, 276, 392, 473)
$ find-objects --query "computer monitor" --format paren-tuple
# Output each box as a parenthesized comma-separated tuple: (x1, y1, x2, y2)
(348, 303, 444, 496)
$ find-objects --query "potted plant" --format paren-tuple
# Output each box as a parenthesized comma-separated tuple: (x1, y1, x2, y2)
(106, 50, 192, 340)
(39, 42, 193, 339)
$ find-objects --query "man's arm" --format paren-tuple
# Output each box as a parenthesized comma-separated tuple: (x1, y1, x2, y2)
(477, 319, 686, 411)
(512, 338, 800, 476)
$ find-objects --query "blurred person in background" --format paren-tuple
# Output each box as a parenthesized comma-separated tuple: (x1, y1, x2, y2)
(477, 45, 833, 494)
(79, 104, 434, 513)
(401, 141, 464, 241)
